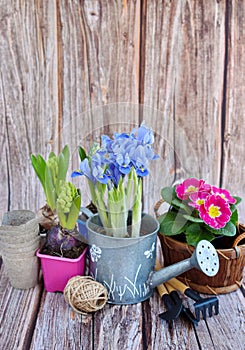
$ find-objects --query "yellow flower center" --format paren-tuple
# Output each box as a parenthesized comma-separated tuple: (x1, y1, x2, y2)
(196, 199, 205, 205)
(208, 204, 221, 218)
(186, 186, 198, 193)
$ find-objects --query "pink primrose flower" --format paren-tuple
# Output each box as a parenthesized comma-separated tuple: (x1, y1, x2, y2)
(189, 191, 210, 209)
(211, 186, 236, 204)
(199, 194, 231, 229)
(176, 178, 209, 200)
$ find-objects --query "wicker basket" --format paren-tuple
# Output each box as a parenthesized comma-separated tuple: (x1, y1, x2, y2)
(154, 199, 245, 294)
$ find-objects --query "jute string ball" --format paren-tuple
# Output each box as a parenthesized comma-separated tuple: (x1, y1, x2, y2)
(64, 276, 108, 314)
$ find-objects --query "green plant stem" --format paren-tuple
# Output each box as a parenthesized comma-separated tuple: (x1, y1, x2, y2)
(108, 179, 127, 238)
(126, 168, 134, 212)
(94, 182, 110, 229)
(131, 174, 142, 238)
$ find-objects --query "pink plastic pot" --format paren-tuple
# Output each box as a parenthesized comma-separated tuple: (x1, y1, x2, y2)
(36, 247, 88, 292)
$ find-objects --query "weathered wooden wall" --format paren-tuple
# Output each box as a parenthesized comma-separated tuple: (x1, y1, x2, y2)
(1, 0, 244, 223)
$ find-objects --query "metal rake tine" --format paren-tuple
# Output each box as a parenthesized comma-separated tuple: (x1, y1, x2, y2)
(193, 297, 219, 321)
(194, 305, 205, 322)
(167, 278, 220, 321)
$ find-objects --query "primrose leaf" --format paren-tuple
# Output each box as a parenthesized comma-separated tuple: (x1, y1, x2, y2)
(158, 211, 187, 236)
(205, 221, 236, 237)
(183, 214, 203, 223)
(229, 209, 238, 226)
(171, 198, 191, 213)
(186, 224, 215, 247)
(233, 196, 242, 205)
(161, 187, 176, 205)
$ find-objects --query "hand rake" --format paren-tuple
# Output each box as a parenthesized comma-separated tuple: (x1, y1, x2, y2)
(167, 278, 219, 322)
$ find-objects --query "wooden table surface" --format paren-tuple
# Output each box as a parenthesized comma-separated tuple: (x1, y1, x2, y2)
(0, 255, 244, 350)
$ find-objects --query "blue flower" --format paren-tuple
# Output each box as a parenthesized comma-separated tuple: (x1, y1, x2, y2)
(116, 152, 131, 175)
(107, 163, 121, 188)
(131, 145, 150, 177)
(130, 122, 154, 145)
(71, 153, 109, 185)
(71, 158, 96, 184)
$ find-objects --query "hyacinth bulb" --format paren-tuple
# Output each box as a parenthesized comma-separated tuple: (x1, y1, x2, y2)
(45, 225, 82, 255)
(46, 226, 65, 252)
(61, 234, 81, 251)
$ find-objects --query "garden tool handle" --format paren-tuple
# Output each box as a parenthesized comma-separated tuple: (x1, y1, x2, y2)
(167, 278, 202, 301)
(167, 278, 189, 293)
(157, 283, 170, 298)
(164, 282, 177, 293)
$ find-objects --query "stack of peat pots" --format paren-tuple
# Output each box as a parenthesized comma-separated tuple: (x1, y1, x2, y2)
(0, 210, 40, 289)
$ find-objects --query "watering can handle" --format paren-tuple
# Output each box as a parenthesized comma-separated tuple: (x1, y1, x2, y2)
(155, 259, 169, 297)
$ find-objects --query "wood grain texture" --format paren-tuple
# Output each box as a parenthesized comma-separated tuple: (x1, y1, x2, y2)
(222, 0, 245, 222)
(0, 0, 244, 222)
(142, 0, 227, 216)
(0, 0, 58, 217)
(55, 0, 141, 206)
(0, 259, 245, 349)
(30, 291, 93, 350)
(0, 264, 43, 349)
(94, 303, 143, 350)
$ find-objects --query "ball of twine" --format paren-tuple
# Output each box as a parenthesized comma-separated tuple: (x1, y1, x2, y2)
(64, 276, 108, 314)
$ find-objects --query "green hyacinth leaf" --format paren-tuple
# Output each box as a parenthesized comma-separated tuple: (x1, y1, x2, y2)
(45, 166, 56, 210)
(65, 193, 81, 230)
(31, 154, 47, 193)
(56, 146, 70, 193)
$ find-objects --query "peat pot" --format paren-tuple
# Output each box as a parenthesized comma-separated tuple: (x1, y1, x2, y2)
(0, 210, 40, 289)
(82, 212, 220, 305)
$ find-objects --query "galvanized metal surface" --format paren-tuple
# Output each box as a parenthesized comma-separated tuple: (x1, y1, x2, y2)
(85, 214, 219, 304)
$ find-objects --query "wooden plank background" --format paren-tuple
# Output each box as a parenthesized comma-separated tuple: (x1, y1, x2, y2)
(0, 0, 244, 224)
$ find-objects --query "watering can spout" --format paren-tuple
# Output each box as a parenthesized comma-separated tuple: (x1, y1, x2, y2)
(149, 240, 219, 289)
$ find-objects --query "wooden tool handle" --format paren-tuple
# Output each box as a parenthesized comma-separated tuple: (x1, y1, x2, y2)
(157, 283, 169, 297)
(164, 282, 175, 293)
(167, 278, 189, 293)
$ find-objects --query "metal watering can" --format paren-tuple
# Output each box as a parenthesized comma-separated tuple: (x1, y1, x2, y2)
(78, 210, 219, 305)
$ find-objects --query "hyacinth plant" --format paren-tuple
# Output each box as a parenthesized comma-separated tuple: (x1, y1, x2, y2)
(158, 178, 242, 247)
(72, 123, 159, 238)
(31, 146, 83, 257)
